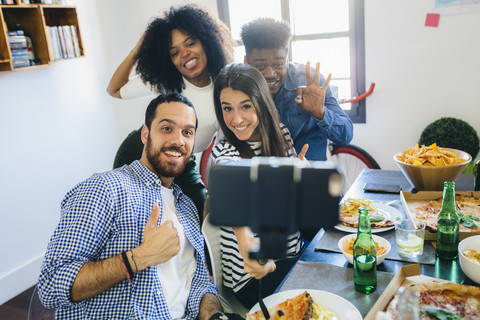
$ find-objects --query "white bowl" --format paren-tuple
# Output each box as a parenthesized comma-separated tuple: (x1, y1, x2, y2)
(338, 233, 391, 265)
(393, 148, 471, 191)
(458, 235, 480, 285)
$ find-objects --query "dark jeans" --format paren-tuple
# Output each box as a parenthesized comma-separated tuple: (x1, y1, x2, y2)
(233, 257, 300, 309)
(113, 126, 206, 221)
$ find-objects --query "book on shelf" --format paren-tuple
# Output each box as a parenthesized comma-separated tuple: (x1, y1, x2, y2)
(56, 25, 67, 59)
(61, 25, 75, 58)
(7, 30, 30, 67)
(69, 25, 81, 57)
(45, 26, 55, 61)
(48, 26, 62, 60)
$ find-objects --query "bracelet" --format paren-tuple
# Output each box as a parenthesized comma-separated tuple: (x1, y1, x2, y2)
(129, 250, 139, 273)
(120, 252, 134, 285)
(208, 312, 228, 320)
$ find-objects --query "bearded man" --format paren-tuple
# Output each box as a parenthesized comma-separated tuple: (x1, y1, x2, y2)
(37, 93, 228, 320)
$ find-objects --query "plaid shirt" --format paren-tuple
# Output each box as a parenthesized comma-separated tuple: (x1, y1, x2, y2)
(38, 161, 217, 319)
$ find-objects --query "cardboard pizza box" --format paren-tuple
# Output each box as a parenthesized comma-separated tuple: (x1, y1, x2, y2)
(364, 264, 450, 320)
(400, 191, 480, 241)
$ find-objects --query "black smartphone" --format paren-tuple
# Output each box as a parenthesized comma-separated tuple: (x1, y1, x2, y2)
(363, 182, 402, 194)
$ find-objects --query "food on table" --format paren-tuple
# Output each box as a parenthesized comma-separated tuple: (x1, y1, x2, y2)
(339, 198, 395, 229)
(343, 237, 387, 256)
(411, 195, 480, 232)
(397, 143, 466, 166)
(245, 291, 336, 320)
(385, 282, 480, 320)
(463, 249, 480, 264)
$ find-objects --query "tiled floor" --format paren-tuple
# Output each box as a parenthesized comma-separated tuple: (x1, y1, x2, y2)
(0, 285, 35, 320)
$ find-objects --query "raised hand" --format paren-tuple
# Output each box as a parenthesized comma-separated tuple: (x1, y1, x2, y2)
(134, 203, 180, 270)
(294, 61, 332, 120)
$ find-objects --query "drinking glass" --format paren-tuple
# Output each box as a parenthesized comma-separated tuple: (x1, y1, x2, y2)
(395, 219, 425, 257)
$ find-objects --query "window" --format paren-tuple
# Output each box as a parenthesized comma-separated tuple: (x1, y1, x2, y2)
(217, 0, 366, 123)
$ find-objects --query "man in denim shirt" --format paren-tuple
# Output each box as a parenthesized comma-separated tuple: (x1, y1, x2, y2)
(241, 18, 353, 161)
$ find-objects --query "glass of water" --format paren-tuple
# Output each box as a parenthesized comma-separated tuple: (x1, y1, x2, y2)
(395, 219, 425, 257)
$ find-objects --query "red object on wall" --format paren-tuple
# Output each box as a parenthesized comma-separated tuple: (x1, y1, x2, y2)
(425, 13, 440, 27)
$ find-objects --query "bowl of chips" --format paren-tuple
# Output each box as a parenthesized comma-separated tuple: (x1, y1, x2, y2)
(338, 233, 391, 265)
(394, 143, 471, 191)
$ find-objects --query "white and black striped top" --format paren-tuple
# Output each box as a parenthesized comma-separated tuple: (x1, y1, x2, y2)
(210, 124, 304, 292)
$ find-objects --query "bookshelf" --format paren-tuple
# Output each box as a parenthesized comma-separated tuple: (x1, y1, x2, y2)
(0, 3, 83, 71)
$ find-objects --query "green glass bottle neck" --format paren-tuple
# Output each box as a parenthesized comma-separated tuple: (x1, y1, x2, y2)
(358, 209, 372, 234)
(440, 182, 456, 212)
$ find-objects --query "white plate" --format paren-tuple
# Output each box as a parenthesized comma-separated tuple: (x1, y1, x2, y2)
(248, 289, 362, 320)
(335, 202, 403, 233)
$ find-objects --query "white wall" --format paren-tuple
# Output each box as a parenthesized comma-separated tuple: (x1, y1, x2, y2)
(358, 0, 480, 170)
(1, 0, 479, 305)
(0, 0, 218, 305)
(0, 0, 119, 305)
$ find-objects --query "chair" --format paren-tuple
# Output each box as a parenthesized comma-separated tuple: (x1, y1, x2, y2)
(202, 215, 249, 316)
(28, 285, 55, 320)
(199, 134, 217, 187)
(327, 141, 381, 195)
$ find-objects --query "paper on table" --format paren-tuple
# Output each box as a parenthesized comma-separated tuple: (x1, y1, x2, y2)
(315, 228, 436, 265)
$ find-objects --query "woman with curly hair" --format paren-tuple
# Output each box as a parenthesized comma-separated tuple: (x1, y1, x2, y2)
(107, 3, 235, 220)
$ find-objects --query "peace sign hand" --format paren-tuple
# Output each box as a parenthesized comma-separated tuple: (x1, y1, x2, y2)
(295, 61, 332, 120)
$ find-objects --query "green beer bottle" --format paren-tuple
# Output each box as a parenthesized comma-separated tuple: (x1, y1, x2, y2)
(474, 160, 480, 191)
(353, 207, 377, 293)
(436, 181, 460, 260)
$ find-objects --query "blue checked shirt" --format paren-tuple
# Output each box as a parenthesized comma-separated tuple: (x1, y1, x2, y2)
(38, 160, 218, 319)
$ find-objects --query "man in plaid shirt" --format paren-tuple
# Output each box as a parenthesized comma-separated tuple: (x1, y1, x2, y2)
(38, 93, 227, 320)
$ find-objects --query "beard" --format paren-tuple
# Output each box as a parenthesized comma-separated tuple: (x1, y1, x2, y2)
(145, 134, 191, 178)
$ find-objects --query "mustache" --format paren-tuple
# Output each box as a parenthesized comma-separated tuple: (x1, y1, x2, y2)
(161, 145, 187, 155)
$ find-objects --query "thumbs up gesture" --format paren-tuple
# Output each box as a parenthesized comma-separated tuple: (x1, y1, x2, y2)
(133, 203, 181, 271)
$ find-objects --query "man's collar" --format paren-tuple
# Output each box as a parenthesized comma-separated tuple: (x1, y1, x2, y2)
(129, 161, 183, 197)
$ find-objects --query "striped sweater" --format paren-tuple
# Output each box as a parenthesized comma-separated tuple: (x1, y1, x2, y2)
(210, 125, 304, 292)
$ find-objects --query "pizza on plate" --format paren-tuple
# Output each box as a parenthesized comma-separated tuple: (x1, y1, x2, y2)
(411, 195, 480, 232)
(339, 198, 395, 229)
(245, 291, 314, 320)
(386, 282, 480, 319)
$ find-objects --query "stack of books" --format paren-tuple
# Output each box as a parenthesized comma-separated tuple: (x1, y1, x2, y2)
(8, 30, 30, 68)
(47, 25, 81, 60)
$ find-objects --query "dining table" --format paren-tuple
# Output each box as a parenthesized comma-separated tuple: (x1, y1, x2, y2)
(274, 169, 477, 318)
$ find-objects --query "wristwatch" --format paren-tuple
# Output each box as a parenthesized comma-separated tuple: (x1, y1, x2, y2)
(208, 312, 229, 320)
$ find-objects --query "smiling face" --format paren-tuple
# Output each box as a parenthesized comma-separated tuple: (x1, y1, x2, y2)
(169, 28, 210, 87)
(220, 87, 260, 141)
(141, 101, 196, 187)
(245, 47, 288, 97)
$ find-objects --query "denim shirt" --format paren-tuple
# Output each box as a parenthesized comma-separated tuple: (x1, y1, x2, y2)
(274, 62, 354, 160)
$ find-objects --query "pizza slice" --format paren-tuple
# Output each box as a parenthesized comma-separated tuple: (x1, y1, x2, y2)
(386, 282, 480, 319)
(411, 195, 480, 233)
(246, 291, 314, 320)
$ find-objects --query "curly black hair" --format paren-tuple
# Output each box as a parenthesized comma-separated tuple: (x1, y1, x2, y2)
(241, 18, 292, 55)
(136, 3, 235, 93)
